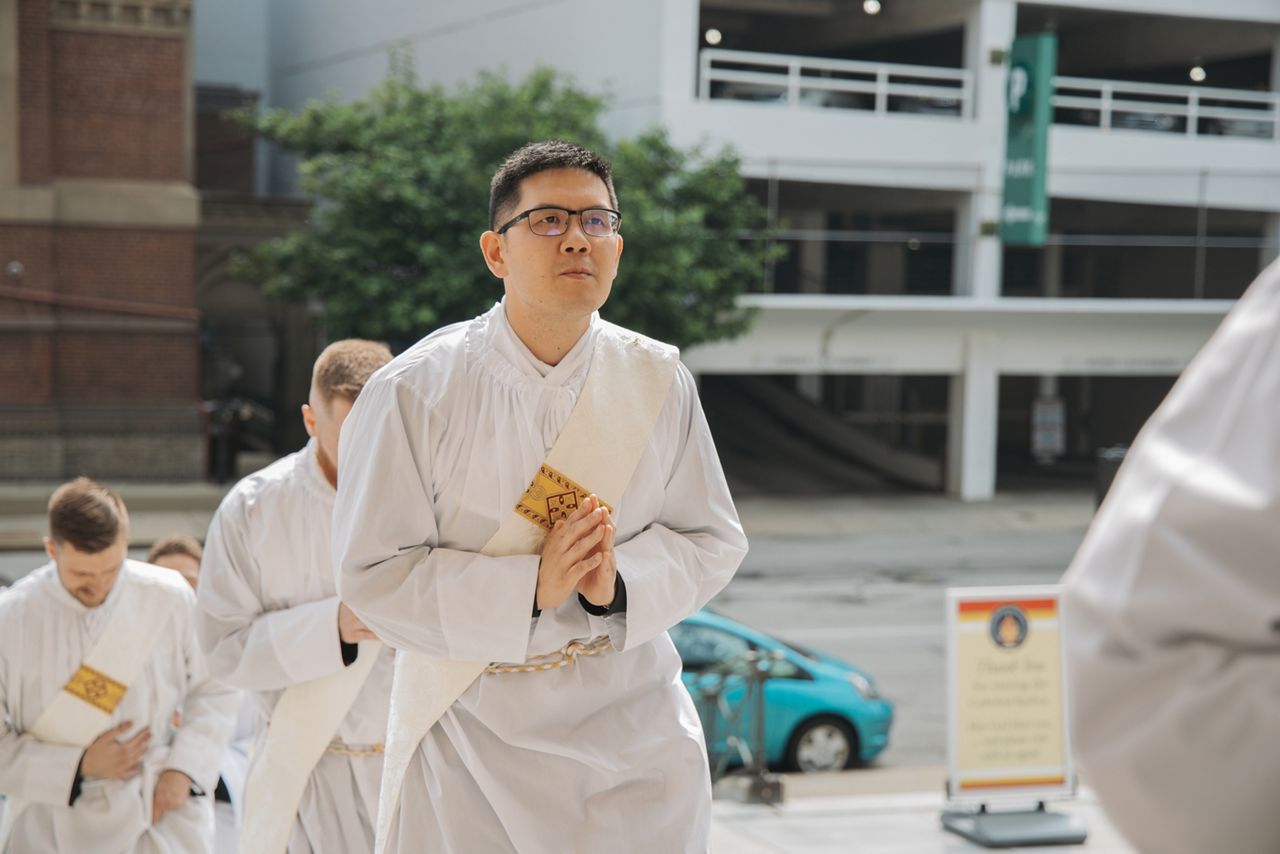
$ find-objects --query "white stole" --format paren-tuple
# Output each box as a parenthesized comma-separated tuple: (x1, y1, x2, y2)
(238, 640, 382, 854)
(373, 327, 679, 853)
(0, 568, 177, 849)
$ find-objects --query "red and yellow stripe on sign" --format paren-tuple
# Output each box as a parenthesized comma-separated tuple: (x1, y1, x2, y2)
(957, 598, 1057, 622)
(959, 775, 1066, 791)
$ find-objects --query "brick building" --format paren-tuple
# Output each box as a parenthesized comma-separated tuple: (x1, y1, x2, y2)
(0, 0, 203, 478)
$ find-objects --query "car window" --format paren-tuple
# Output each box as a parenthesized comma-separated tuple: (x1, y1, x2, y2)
(669, 623, 752, 673)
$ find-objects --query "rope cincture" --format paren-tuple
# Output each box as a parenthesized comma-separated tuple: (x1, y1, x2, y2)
(324, 739, 385, 757)
(484, 635, 612, 675)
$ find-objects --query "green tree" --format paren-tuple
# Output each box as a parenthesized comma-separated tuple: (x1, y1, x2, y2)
(235, 60, 776, 349)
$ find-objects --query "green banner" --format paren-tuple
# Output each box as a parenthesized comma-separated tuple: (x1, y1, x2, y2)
(1001, 33, 1057, 246)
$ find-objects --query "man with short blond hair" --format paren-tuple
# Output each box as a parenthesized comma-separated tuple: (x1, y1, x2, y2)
(0, 479, 236, 854)
(197, 338, 394, 854)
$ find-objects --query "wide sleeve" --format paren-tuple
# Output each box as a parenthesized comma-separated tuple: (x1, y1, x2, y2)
(163, 591, 238, 794)
(197, 496, 348, 691)
(1060, 263, 1280, 854)
(334, 376, 540, 663)
(606, 364, 748, 651)
(0, 642, 83, 806)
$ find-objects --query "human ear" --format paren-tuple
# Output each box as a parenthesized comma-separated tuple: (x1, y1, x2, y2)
(480, 231, 509, 279)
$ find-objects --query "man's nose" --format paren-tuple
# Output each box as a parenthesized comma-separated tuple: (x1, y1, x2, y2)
(559, 216, 590, 254)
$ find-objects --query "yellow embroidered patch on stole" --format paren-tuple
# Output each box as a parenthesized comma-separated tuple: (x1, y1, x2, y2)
(64, 664, 127, 714)
(515, 465, 612, 531)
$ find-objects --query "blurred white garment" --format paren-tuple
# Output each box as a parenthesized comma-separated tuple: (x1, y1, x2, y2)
(213, 695, 257, 854)
(1062, 260, 1280, 854)
(334, 303, 748, 853)
(0, 562, 236, 854)
(197, 440, 393, 854)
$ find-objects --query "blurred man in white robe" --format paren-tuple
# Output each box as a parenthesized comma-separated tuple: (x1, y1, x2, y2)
(0, 479, 236, 854)
(334, 140, 748, 853)
(148, 534, 257, 854)
(1062, 259, 1280, 854)
(198, 339, 394, 854)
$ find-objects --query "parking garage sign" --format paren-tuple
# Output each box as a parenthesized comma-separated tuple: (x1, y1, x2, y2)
(1001, 34, 1057, 246)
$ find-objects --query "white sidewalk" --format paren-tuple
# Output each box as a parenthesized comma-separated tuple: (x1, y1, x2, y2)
(712, 788, 1133, 854)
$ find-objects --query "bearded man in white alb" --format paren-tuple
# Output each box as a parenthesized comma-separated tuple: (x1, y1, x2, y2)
(0, 479, 236, 854)
(198, 339, 394, 854)
(334, 140, 748, 854)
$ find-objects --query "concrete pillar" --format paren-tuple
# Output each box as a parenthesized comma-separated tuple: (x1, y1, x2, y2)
(947, 333, 999, 501)
(794, 210, 827, 294)
(955, 0, 1016, 299)
(1039, 241, 1063, 395)
(0, 0, 18, 186)
(796, 374, 822, 404)
(953, 193, 1002, 297)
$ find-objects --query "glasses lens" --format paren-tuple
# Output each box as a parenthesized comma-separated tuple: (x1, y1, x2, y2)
(581, 209, 619, 237)
(527, 209, 569, 236)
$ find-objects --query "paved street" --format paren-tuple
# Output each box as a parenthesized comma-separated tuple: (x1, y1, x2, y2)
(724, 491, 1093, 769)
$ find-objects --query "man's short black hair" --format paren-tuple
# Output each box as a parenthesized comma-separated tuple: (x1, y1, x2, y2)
(489, 140, 618, 230)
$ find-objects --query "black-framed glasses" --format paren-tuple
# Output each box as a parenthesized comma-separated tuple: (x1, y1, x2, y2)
(496, 206, 622, 238)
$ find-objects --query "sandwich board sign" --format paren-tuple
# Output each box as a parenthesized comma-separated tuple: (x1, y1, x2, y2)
(942, 585, 1087, 847)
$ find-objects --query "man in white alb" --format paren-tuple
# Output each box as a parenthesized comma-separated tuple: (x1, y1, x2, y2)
(197, 339, 394, 854)
(334, 140, 748, 853)
(149, 534, 257, 854)
(1062, 259, 1280, 854)
(0, 479, 236, 854)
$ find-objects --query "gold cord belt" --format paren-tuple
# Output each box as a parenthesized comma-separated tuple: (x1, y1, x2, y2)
(324, 739, 385, 757)
(484, 635, 612, 675)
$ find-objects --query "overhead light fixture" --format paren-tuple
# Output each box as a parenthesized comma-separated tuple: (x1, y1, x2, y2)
(704, 28, 723, 46)
(1189, 65, 1206, 83)
(863, 0, 882, 14)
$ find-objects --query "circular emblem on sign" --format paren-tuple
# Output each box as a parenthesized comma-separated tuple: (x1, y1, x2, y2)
(990, 605, 1029, 649)
(1007, 61, 1033, 117)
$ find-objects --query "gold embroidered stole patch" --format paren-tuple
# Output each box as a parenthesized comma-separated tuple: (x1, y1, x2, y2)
(63, 664, 127, 714)
(515, 464, 613, 531)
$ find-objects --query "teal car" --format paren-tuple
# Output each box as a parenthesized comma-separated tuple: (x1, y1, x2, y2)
(671, 610, 893, 772)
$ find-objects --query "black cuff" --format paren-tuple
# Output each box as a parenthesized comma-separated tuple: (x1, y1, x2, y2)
(578, 574, 627, 617)
(69, 755, 85, 806)
(340, 638, 359, 666)
(532, 598, 541, 618)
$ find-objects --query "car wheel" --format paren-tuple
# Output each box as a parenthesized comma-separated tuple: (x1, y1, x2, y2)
(785, 715, 859, 773)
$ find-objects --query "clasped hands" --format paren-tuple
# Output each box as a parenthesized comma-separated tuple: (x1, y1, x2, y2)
(536, 494, 617, 611)
(81, 722, 193, 823)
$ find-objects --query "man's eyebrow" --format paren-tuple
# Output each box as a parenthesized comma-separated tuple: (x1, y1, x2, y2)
(527, 202, 610, 210)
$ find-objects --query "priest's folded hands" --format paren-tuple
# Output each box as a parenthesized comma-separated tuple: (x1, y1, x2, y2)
(535, 494, 616, 611)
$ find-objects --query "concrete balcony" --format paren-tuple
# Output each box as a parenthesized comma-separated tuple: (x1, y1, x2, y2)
(683, 294, 1233, 377)
(666, 49, 985, 192)
(1049, 77, 1280, 212)
(671, 48, 1280, 213)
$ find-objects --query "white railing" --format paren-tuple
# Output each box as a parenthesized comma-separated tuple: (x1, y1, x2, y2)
(1053, 76, 1280, 142)
(699, 49, 972, 119)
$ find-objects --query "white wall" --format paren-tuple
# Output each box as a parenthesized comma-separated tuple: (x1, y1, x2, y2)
(682, 295, 1232, 376)
(1049, 126, 1280, 214)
